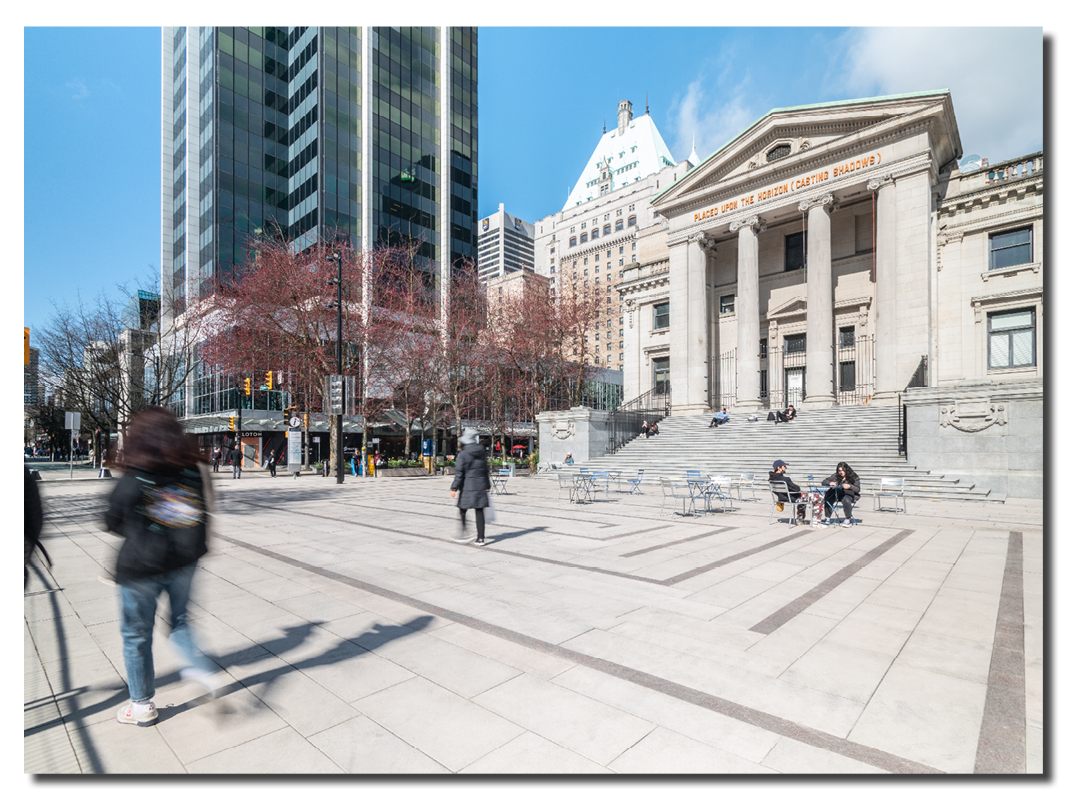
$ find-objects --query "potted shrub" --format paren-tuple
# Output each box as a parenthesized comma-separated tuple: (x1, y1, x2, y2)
(311, 461, 324, 476)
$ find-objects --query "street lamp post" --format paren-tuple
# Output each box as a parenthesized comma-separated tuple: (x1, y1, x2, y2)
(326, 250, 345, 484)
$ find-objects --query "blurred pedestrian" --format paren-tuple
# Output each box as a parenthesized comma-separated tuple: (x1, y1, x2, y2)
(25, 467, 46, 587)
(102, 407, 223, 726)
(211, 446, 221, 473)
(229, 446, 242, 479)
(450, 428, 490, 546)
(267, 451, 277, 478)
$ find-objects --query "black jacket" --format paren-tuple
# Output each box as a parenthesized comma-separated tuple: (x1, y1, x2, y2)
(451, 444, 490, 509)
(104, 467, 209, 583)
(821, 473, 861, 497)
(768, 470, 803, 501)
(25, 467, 43, 564)
(229, 449, 243, 465)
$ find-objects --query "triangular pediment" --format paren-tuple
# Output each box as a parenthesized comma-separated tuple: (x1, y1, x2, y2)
(767, 297, 807, 320)
(654, 91, 961, 210)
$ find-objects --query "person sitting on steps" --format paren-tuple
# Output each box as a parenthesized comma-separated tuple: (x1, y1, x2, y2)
(775, 404, 797, 424)
(709, 407, 729, 428)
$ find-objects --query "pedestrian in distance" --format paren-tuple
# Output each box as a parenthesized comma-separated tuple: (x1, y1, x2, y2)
(229, 447, 242, 479)
(211, 446, 221, 473)
(818, 462, 861, 527)
(450, 428, 490, 546)
(102, 407, 223, 726)
(25, 466, 47, 588)
(267, 451, 277, 478)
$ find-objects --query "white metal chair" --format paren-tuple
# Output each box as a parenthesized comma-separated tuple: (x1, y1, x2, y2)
(768, 480, 803, 525)
(591, 471, 612, 501)
(736, 473, 758, 502)
(627, 469, 645, 495)
(709, 475, 735, 511)
(557, 473, 577, 505)
(660, 477, 693, 516)
(873, 477, 907, 513)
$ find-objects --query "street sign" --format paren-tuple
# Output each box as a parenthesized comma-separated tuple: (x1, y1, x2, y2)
(312, 436, 320, 442)
(64, 411, 82, 430)
(327, 374, 344, 415)
(288, 415, 302, 428)
(287, 430, 302, 472)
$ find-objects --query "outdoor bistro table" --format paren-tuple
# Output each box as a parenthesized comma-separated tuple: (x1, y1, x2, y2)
(572, 474, 595, 503)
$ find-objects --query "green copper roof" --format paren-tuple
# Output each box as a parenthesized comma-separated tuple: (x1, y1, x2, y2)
(652, 89, 951, 203)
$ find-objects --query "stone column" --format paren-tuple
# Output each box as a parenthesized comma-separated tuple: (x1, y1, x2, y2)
(668, 231, 711, 415)
(799, 194, 835, 408)
(729, 216, 764, 411)
(868, 175, 896, 399)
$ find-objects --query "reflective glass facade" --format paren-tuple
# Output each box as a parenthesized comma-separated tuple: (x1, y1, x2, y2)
(163, 26, 477, 419)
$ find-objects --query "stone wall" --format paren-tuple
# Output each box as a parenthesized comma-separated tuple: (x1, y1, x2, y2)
(535, 407, 611, 467)
(904, 379, 1042, 499)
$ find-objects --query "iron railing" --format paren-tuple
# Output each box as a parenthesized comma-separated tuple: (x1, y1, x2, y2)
(607, 382, 671, 454)
(898, 393, 908, 457)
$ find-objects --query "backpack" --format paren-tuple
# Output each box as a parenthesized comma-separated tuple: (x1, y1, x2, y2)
(767, 412, 775, 422)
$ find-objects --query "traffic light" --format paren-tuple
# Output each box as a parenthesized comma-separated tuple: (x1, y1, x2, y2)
(243, 378, 251, 395)
(303, 413, 309, 429)
(265, 370, 273, 389)
(24, 328, 30, 367)
(229, 416, 235, 431)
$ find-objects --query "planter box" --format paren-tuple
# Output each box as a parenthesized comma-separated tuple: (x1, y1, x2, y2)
(375, 467, 430, 478)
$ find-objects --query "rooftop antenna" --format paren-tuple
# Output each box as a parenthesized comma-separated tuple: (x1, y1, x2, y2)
(603, 117, 606, 134)
(646, 92, 649, 115)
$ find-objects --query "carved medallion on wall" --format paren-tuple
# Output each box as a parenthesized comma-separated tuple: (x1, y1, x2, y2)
(939, 400, 1008, 433)
(551, 419, 576, 440)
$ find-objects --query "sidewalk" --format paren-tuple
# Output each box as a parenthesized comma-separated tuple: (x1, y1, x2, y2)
(25, 473, 1044, 775)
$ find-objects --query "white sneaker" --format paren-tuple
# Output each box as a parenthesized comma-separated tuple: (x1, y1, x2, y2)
(453, 534, 475, 544)
(117, 701, 158, 726)
(842, 518, 854, 528)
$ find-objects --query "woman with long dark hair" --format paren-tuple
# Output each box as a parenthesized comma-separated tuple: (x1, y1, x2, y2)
(104, 407, 222, 726)
(820, 461, 861, 527)
(450, 428, 490, 546)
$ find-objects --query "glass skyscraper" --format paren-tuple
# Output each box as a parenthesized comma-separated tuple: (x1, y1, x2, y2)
(161, 26, 477, 421)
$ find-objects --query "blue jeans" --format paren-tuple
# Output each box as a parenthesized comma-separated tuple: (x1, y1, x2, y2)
(119, 564, 213, 703)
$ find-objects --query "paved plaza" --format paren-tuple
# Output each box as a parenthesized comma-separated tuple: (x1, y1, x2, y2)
(25, 470, 1044, 775)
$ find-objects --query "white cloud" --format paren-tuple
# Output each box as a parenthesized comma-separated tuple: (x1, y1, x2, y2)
(66, 78, 90, 100)
(668, 71, 756, 166)
(839, 27, 1043, 163)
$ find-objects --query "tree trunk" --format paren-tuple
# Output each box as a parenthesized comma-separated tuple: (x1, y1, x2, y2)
(330, 413, 341, 478)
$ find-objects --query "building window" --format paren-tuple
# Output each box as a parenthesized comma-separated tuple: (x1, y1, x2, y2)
(615, 219, 624, 231)
(988, 308, 1036, 369)
(607, 355, 612, 362)
(627, 215, 637, 227)
(784, 333, 806, 354)
(653, 357, 670, 394)
(989, 226, 1033, 270)
(719, 294, 735, 315)
(584, 258, 588, 265)
(839, 361, 856, 392)
(759, 369, 768, 398)
(550, 265, 556, 273)
(580, 233, 589, 244)
(767, 143, 791, 162)
(595, 254, 600, 262)
(632, 242, 637, 251)
(839, 326, 855, 348)
(569, 237, 576, 248)
(603, 225, 610, 236)
(653, 302, 670, 330)
(785, 231, 805, 271)
(759, 337, 767, 359)
(591, 228, 599, 240)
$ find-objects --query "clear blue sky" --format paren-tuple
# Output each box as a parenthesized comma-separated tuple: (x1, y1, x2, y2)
(23, 26, 1044, 335)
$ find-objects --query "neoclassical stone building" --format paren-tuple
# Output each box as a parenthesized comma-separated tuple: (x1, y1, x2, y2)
(617, 90, 1043, 496)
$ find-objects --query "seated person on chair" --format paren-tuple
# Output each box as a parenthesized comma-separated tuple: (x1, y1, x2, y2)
(775, 404, 797, 424)
(709, 408, 729, 427)
(768, 459, 806, 521)
(820, 462, 860, 527)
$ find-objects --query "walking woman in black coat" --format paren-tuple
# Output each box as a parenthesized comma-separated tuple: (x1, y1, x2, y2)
(450, 428, 491, 546)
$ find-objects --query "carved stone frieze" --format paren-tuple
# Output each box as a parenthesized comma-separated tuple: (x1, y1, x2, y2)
(939, 400, 1008, 433)
(551, 418, 576, 440)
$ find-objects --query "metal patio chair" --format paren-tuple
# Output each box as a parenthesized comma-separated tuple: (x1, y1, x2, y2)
(873, 477, 907, 513)
(768, 480, 803, 525)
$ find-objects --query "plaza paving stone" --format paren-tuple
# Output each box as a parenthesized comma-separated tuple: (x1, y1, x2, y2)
(24, 471, 1045, 775)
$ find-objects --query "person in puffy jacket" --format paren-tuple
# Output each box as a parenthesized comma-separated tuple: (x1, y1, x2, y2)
(450, 428, 490, 546)
(103, 407, 223, 726)
(819, 462, 861, 527)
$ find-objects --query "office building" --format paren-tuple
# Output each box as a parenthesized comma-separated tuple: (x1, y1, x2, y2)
(477, 203, 534, 282)
(161, 26, 478, 436)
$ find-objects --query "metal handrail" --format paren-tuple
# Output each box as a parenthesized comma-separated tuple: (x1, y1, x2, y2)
(607, 384, 671, 454)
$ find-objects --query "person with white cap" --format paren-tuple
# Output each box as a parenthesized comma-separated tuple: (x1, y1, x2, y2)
(450, 428, 491, 545)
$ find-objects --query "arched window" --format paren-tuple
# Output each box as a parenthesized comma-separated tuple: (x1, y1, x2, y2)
(767, 143, 791, 162)
(569, 236, 577, 248)
(580, 232, 588, 244)
(591, 228, 599, 240)
(627, 215, 637, 227)
(615, 219, 623, 231)
(603, 225, 610, 236)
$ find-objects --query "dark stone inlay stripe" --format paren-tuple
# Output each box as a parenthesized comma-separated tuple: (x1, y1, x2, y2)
(660, 530, 814, 587)
(974, 530, 1027, 774)
(748, 529, 915, 635)
(213, 531, 943, 774)
(621, 527, 732, 557)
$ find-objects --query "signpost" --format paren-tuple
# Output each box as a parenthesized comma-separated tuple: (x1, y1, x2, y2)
(64, 411, 81, 480)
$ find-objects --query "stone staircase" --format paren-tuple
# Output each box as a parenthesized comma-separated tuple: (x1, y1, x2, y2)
(543, 406, 1005, 503)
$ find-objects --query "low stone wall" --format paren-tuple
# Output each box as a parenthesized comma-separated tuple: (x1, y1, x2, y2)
(535, 406, 611, 467)
(904, 379, 1043, 499)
